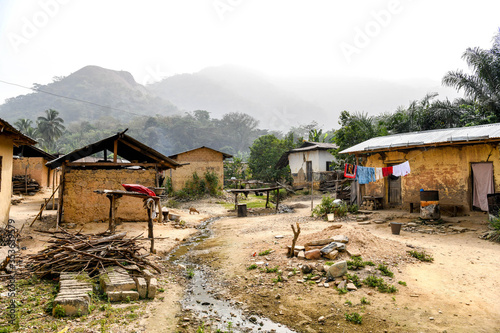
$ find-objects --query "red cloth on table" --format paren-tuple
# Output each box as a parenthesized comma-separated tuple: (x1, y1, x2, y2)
(122, 184, 156, 197)
(382, 166, 393, 177)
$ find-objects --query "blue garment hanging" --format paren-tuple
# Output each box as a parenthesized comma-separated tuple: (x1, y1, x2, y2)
(356, 166, 376, 184)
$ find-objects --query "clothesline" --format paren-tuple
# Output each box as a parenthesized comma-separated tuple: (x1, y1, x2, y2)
(344, 161, 411, 185)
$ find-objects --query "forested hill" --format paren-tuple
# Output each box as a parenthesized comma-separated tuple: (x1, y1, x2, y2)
(148, 65, 325, 131)
(0, 65, 179, 124)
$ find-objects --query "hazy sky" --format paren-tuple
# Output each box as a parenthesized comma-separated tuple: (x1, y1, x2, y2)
(1, 0, 499, 108)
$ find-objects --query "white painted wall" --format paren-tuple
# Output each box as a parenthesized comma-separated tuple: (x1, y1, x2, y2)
(288, 150, 335, 172)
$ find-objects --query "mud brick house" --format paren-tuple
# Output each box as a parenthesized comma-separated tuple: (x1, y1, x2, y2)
(0, 118, 36, 223)
(46, 131, 180, 224)
(276, 141, 338, 188)
(168, 147, 232, 192)
(339, 123, 500, 214)
(13, 145, 58, 189)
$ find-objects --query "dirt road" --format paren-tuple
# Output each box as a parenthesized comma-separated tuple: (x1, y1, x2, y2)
(6, 192, 500, 332)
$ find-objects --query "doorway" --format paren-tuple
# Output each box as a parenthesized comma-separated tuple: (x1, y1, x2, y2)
(388, 175, 401, 206)
(471, 162, 494, 211)
(306, 161, 312, 182)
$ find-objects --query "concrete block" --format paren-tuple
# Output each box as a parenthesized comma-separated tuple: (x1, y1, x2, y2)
(107, 290, 139, 302)
(147, 278, 157, 299)
(53, 296, 89, 316)
(135, 277, 148, 299)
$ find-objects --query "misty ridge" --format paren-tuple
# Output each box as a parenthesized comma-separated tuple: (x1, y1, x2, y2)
(0, 64, 463, 156)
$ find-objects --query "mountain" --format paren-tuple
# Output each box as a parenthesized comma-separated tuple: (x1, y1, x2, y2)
(148, 65, 326, 131)
(0, 65, 179, 124)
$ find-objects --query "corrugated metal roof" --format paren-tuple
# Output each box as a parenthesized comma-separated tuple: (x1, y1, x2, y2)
(340, 123, 500, 154)
(290, 141, 338, 152)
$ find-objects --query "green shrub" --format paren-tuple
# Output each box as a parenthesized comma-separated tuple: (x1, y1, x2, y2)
(312, 195, 348, 219)
(377, 264, 394, 278)
(164, 177, 173, 195)
(408, 250, 434, 262)
(398, 281, 407, 286)
(360, 297, 370, 305)
(362, 275, 397, 293)
(247, 264, 258, 270)
(259, 249, 272, 256)
(345, 312, 363, 324)
(348, 204, 359, 213)
(346, 273, 362, 288)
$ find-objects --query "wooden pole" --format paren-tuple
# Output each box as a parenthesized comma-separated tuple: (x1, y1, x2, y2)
(310, 176, 314, 211)
(266, 190, 270, 208)
(289, 222, 301, 258)
(113, 139, 118, 163)
(275, 188, 279, 212)
(24, 165, 28, 194)
(29, 184, 60, 227)
(56, 164, 66, 228)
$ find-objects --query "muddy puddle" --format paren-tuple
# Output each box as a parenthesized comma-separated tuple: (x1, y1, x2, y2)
(167, 217, 297, 332)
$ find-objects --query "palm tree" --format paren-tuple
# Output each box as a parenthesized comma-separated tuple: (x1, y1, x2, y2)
(442, 30, 500, 120)
(14, 118, 39, 140)
(36, 109, 65, 152)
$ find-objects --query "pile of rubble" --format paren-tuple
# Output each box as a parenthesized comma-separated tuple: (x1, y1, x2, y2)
(288, 234, 359, 261)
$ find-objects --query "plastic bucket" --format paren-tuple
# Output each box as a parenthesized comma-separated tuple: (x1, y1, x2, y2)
(390, 222, 403, 235)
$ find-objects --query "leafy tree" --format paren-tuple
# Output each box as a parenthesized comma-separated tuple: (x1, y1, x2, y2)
(36, 109, 65, 152)
(14, 118, 38, 139)
(248, 134, 293, 182)
(442, 29, 500, 122)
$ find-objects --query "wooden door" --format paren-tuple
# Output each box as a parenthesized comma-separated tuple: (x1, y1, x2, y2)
(389, 175, 401, 205)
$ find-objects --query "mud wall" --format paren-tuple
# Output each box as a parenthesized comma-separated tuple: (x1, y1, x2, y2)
(62, 168, 156, 224)
(170, 148, 224, 191)
(363, 143, 500, 211)
(13, 157, 58, 188)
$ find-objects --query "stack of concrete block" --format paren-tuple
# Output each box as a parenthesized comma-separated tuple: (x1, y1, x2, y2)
(53, 272, 93, 317)
(100, 266, 139, 302)
(99, 266, 158, 301)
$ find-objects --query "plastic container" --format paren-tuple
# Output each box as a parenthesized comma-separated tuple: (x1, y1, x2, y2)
(390, 222, 402, 235)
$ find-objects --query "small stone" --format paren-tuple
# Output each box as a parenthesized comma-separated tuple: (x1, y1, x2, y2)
(429, 317, 434, 320)
(323, 250, 339, 260)
(337, 280, 346, 290)
(318, 316, 325, 322)
(327, 261, 348, 279)
(301, 264, 313, 274)
(324, 283, 330, 288)
(358, 221, 371, 225)
(275, 235, 284, 239)
(346, 283, 357, 291)
(297, 251, 305, 259)
(305, 249, 322, 260)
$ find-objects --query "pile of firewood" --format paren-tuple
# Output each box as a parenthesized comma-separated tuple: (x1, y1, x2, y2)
(12, 175, 40, 194)
(25, 230, 161, 278)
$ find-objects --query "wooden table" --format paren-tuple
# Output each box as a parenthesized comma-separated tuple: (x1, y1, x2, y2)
(227, 186, 283, 212)
(94, 190, 162, 252)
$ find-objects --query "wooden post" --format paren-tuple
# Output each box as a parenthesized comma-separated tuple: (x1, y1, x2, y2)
(310, 177, 314, 211)
(266, 190, 270, 208)
(289, 222, 301, 257)
(146, 203, 155, 253)
(56, 164, 66, 228)
(113, 139, 118, 163)
(275, 188, 279, 212)
(234, 192, 239, 210)
(24, 165, 28, 194)
(107, 194, 116, 233)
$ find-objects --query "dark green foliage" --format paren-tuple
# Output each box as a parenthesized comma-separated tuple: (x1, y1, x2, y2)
(362, 275, 398, 293)
(347, 256, 373, 270)
(174, 171, 221, 200)
(377, 264, 394, 278)
(346, 273, 362, 288)
(408, 250, 434, 262)
(312, 195, 348, 219)
(248, 134, 295, 182)
(345, 312, 363, 324)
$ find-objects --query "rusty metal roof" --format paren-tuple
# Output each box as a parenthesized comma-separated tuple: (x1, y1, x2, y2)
(340, 123, 500, 154)
(169, 146, 233, 160)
